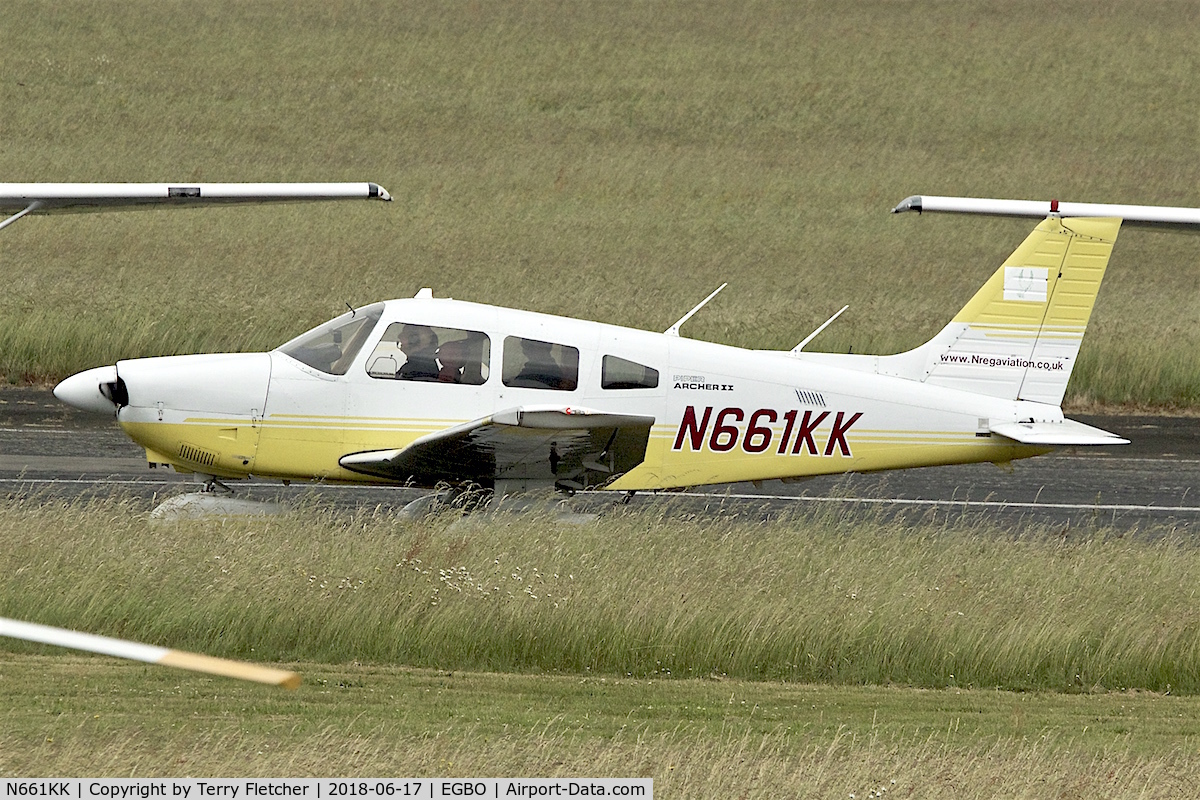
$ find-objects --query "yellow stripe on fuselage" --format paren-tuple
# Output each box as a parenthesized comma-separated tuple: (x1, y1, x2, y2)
(612, 425, 1046, 489)
(123, 416, 1048, 489)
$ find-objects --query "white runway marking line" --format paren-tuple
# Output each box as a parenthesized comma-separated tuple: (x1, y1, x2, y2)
(4, 479, 1199, 514)
(666, 490, 1200, 514)
(1044, 455, 1200, 465)
(0, 477, 401, 491)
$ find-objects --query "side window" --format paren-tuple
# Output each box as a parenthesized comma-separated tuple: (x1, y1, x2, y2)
(365, 323, 490, 385)
(601, 355, 659, 390)
(502, 336, 579, 391)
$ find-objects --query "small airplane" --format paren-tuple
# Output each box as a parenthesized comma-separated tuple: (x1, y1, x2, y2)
(23, 185, 1200, 506)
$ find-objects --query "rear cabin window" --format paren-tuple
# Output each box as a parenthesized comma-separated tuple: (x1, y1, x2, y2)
(278, 303, 385, 375)
(601, 355, 659, 390)
(502, 336, 579, 391)
(366, 323, 490, 385)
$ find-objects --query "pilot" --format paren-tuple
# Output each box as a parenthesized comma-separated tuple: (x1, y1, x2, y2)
(397, 324, 441, 381)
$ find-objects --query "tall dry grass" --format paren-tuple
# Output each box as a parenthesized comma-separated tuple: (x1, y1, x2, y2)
(4, 718, 1197, 797)
(3, 497, 1199, 693)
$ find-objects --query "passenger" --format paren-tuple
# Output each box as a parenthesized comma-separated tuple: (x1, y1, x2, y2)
(459, 332, 488, 384)
(437, 332, 487, 385)
(436, 338, 468, 383)
(557, 346, 579, 391)
(510, 339, 566, 390)
(397, 324, 440, 381)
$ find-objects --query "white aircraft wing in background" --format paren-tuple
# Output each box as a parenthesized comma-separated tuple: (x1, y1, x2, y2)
(892, 195, 1200, 231)
(0, 616, 301, 688)
(0, 181, 390, 230)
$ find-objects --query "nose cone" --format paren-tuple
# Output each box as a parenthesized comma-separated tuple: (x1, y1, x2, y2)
(54, 365, 120, 415)
(117, 352, 270, 415)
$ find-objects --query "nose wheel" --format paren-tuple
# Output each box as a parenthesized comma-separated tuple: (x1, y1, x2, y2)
(151, 476, 281, 520)
(198, 475, 234, 495)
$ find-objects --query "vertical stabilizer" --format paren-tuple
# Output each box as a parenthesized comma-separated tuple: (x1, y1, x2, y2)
(882, 216, 1121, 405)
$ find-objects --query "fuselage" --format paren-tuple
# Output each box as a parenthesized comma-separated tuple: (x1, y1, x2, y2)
(57, 296, 1052, 491)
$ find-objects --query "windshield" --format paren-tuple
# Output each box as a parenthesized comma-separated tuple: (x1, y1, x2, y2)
(277, 303, 385, 375)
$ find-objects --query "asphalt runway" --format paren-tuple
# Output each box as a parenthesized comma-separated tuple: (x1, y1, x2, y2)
(2, 386, 1199, 532)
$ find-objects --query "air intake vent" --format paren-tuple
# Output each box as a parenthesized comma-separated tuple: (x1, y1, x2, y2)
(794, 389, 827, 407)
(178, 443, 217, 467)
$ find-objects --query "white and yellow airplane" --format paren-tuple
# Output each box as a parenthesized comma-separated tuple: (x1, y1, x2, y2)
(30, 185, 1200, 499)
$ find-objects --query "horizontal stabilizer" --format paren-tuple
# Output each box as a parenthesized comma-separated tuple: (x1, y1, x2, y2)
(893, 195, 1200, 232)
(989, 418, 1129, 446)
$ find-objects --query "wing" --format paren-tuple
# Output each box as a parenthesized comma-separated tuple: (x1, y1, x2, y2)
(339, 405, 655, 491)
(0, 182, 390, 230)
(0, 616, 300, 688)
(892, 195, 1200, 232)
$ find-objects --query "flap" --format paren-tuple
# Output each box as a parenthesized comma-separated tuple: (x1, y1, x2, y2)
(339, 405, 655, 490)
(989, 418, 1129, 446)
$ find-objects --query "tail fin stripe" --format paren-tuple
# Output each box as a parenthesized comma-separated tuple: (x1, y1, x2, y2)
(877, 216, 1121, 406)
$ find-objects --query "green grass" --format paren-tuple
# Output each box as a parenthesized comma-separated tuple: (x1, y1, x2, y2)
(3, 657, 1200, 795)
(1, 1, 1199, 405)
(5, 499, 1200, 789)
(4, 497, 1200, 694)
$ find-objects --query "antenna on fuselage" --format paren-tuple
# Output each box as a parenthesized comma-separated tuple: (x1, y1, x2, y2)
(664, 283, 727, 337)
(790, 305, 849, 354)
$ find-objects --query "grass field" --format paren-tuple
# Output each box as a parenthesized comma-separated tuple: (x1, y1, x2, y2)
(1, 1, 1199, 406)
(3, 658, 1200, 796)
(6, 498, 1200, 694)
(3, 498, 1200, 792)
(5, 0, 1200, 791)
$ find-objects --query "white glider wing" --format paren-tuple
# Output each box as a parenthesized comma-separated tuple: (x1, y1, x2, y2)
(893, 195, 1200, 231)
(0, 616, 300, 688)
(340, 406, 655, 491)
(0, 182, 390, 230)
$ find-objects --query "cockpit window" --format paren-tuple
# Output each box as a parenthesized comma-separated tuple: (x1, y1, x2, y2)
(278, 303, 384, 375)
(602, 355, 659, 389)
(366, 323, 491, 385)
(502, 336, 579, 391)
